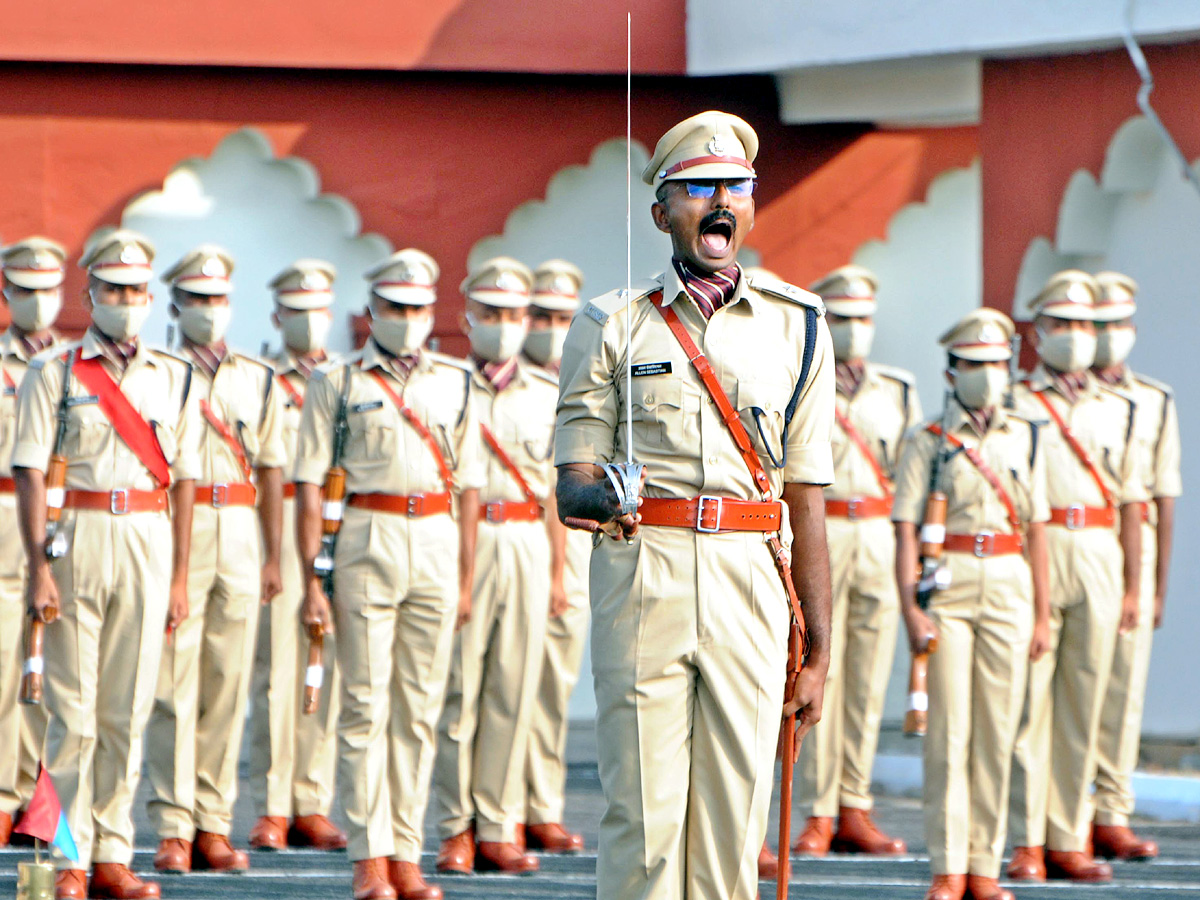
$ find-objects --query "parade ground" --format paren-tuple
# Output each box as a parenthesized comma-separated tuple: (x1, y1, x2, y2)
(3, 725, 1200, 900)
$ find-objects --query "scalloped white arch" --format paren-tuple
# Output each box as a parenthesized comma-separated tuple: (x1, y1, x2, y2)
(114, 126, 391, 354)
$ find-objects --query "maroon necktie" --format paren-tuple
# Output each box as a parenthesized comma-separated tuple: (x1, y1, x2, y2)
(672, 258, 741, 320)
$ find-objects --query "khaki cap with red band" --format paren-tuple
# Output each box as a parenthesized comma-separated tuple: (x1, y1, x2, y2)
(461, 256, 533, 309)
(1027, 269, 1098, 321)
(365, 249, 439, 307)
(2, 236, 66, 289)
(162, 244, 235, 296)
(269, 259, 336, 310)
(939, 307, 1015, 362)
(1093, 271, 1137, 322)
(642, 111, 758, 188)
(808, 264, 878, 317)
(80, 228, 155, 286)
(530, 259, 584, 312)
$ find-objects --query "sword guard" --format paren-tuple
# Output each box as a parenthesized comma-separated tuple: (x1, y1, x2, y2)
(603, 461, 644, 518)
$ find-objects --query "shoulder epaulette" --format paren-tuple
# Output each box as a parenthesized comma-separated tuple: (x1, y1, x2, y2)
(870, 363, 916, 386)
(1132, 371, 1174, 399)
(148, 347, 192, 368)
(526, 365, 559, 388)
(581, 277, 663, 327)
(426, 350, 472, 373)
(30, 341, 82, 371)
(230, 350, 276, 378)
(746, 272, 826, 315)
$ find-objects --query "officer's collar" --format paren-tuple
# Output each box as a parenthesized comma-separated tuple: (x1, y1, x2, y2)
(81, 326, 156, 369)
(661, 259, 756, 315)
(279, 347, 330, 378)
(359, 338, 431, 376)
(946, 395, 1011, 435)
(1025, 363, 1099, 400)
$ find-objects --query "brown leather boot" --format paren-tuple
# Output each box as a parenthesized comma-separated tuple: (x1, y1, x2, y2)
(832, 807, 906, 854)
(191, 831, 250, 872)
(152, 839, 192, 874)
(289, 814, 348, 851)
(55, 869, 87, 900)
(248, 816, 288, 851)
(476, 841, 538, 874)
(87, 864, 160, 899)
(435, 828, 474, 875)
(1092, 823, 1159, 861)
(526, 822, 584, 853)
(924, 874, 966, 900)
(965, 875, 1014, 900)
(1044, 849, 1112, 883)
(353, 858, 398, 900)
(791, 816, 833, 856)
(387, 860, 442, 900)
(1005, 846, 1045, 881)
(757, 841, 778, 880)
(0, 810, 11, 846)
(514, 823, 525, 852)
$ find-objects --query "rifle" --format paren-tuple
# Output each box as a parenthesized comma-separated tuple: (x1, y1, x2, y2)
(306, 365, 352, 713)
(902, 391, 952, 738)
(21, 348, 77, 706)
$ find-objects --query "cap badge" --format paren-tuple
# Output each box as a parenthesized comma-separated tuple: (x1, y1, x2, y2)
(846, 279, 872, 298)
(119, 244, 144, 265)
(707, 133, 730, 157)
(979, 323, 1004, 344)
(300, 271, 322, 290)
(1064, 283, 1091, 305)
(496, 271, 523, 293)
(201, 257, 224, 277)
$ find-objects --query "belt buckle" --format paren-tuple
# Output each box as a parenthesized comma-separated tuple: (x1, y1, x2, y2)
(407, 495, 423, 517)
(1066, 504, 1084, 530)
(211, 484, 229, 509)
(696, 495, 723, 533)
(974, 530, 995, 558)
(847, 497, 863, 520)
(486, 502, 504, 523)
(109, 489, 130, 515)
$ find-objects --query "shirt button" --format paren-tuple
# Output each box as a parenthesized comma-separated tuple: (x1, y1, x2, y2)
(708, 455, 718, 464)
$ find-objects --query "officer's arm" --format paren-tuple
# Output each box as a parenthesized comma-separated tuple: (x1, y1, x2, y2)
(783, 482, 832, 672)
(167, 376, 200, 634)
(11, 361, 60, 619)
(1153, 496, 1174, 627)
(296, 482, 324, 592)
(256, 466, 284, 603)
(1117, 505, 1142, 633)
(1153, 394, 1181, 624)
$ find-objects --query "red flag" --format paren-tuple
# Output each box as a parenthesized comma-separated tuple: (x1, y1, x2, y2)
(14, 766, 61, 843)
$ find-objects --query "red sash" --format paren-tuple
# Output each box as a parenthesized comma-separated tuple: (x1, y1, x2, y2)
(480, 424, 536, 504)
(71, 356, 171, 488)
(276, 373, 305, 409)
(2, 367, 14, 395)
(834, 407, 893, 498)
(927, 424, 1022, 536)
(370, 371, 456, 491)
(199, 399, 253, 481)
(1027, 386, 1116, 510)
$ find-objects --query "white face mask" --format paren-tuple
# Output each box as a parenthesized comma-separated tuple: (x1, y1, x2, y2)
(6, 289, 62, 332)
(1094, 327, 1136, 368)
(523, 326, 569, 366)
(91, 298, 152, 343)
(828, 319, 874, 362)
(1037, 326, 1096, 373)
(952, 365, 1009, 411)
(372, 315, 433, 357)
(467, 314, 528, 363)
(176, 304, 232, 346)
(280, 310, 332, 354)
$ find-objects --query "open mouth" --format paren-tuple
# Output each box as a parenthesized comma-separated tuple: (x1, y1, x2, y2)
(700, 218, 734, 255)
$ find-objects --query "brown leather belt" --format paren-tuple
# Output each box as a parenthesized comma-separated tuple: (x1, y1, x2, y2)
(1049, 505, 1116, 529)
(0, 476, 15, 493)
(196, 483, 257, 508)
(639, 496, 782, 533)
(283, 483, 296, 499)
(825, 496, 893, 519)
(64, 488, 169, 515)
(480, 499, 543, 523)
(351, 491, 453, 517)
(944, 532, 1024, 557)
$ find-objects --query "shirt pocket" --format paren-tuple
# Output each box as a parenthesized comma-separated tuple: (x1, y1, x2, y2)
(345, 407, 396, 462)
(737, 378, 787, 467)
(66, 403, 108, 458)
(633, 377, 684, 448)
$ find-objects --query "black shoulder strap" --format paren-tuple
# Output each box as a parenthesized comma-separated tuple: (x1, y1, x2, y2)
(784, 306, 819, 429)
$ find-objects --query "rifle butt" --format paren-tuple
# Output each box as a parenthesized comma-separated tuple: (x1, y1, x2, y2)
(19, 619, 45, 705)
(302, 626, 324, 715)
(902, 637, 938, 737)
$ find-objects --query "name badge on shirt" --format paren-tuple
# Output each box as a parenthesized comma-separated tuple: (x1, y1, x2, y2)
(350, 400, 384, 414)
(630, 361, 673, 378)
(66, 395, 100, 407)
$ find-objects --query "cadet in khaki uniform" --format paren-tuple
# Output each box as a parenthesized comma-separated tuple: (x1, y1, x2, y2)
(519, 259, 588, 854)
(794, 264, 918, 857)
(247, 263, 345, 853)
(894, 309, 1050, 900)
(1007, 271, 1147, 884)
(296, 250, 485, 900)
(0, 237, 65, 846)
(1089, 272, 1181, 860)
(555, 111, 835, 900)
(14, 229, 200, 900)
(433, 257, 566, 876)
(146, 246, 286, 875)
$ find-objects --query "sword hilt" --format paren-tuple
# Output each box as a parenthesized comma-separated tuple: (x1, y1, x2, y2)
(603, 461, 643, 517)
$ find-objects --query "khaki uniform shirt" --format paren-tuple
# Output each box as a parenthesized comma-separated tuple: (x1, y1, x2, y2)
(893, 400, 1050, 532)
(828, 363, 922, 502)
(1012, 367, 1148, 511)
(1, 329, 60, 578)
(272, 351, 335, 477)
(293, 341, 485, 495)
(12, 327, 201, 491)
(473, 359, 558, 504)
(555, 266, 835, 498)
(1109, 368, 1182, 516)
(185, 347, 286, 484)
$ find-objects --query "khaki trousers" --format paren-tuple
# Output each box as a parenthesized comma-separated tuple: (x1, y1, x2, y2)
(591, 527, 788, 900)
(1093, 520, 1157, 825)
(434, 519, 549, 843)
(526, 529, 590, 826)
(146, 504, 261, 839)
(800, 515, 898, 816)
(44, 511, 170, 870)
(332, 509, 457, 863)
(1009, 526, 1121, 851)
(925, 552, 1032, 877)
(248, 497, 339, 820)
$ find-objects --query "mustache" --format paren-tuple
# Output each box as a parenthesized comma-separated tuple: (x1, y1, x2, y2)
(700, 209, 737, 232)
